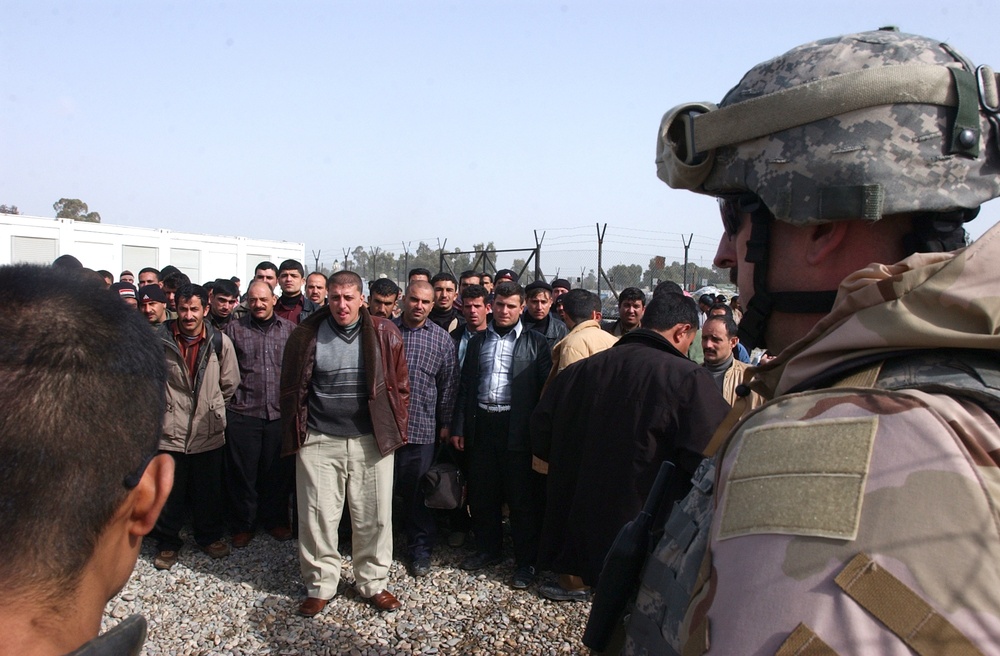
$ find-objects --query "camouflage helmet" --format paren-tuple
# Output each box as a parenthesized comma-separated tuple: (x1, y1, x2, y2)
(656, 28, 1000, 225)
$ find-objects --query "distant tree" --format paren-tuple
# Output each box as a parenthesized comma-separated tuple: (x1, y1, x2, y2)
(53, 198, 101, 223)
(0, 204, 20, 215)
(607, 263, 643, 289)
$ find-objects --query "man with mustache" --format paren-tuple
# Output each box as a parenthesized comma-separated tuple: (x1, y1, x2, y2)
(150, 284, 241, 571)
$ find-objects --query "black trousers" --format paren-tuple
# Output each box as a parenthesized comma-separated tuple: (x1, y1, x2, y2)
(224, 411, 293, 533)
(151, 447, 226, 550)
(467, 409, 542, 568)
(394, 441, 437, 560)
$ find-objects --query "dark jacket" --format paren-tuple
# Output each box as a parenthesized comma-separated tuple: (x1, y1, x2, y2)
(276, 294, 320, 325)
(530, 328, 729, 585)
(280, 306, 410, 458)
(452, 321, 552, 451)
(429, 305, 465, 333)
(524, 314, 569, 351)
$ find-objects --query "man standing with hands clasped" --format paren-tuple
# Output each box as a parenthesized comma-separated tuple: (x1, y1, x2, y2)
(451, 281, 551, 590)
(393, 280, 459, 577)
(280, 271, 410, 617)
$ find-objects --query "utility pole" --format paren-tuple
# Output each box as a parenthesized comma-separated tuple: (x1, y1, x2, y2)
(436, 238, 448, 273)
(311, 249, 321, 272)
(368, 246, 381, 279)
(401, 241, 411, 284)
(533, 230, 545, 281)
(682, 233, 694, 291)
(596, 223, 607, 298)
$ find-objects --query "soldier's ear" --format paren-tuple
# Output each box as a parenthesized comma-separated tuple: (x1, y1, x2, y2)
(804, 222, 850, 266)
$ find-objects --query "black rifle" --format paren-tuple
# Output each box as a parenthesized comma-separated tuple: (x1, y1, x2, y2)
(583, 460, 675, 652)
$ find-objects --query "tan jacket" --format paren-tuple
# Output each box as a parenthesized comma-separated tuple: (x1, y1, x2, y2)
(156, 322, 240, 454)
(676, 222, 1000, 655)
(719, 357, 763, 408)
(544, 319, 618, 392)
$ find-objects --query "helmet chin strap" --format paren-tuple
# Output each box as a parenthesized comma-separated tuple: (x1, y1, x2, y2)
(736, 209, 837, 352)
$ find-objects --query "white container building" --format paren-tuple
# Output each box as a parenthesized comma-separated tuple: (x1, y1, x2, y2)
(0, 214, 305, 285)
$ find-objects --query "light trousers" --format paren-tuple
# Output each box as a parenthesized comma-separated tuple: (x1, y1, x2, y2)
(296, 429, 394, 599)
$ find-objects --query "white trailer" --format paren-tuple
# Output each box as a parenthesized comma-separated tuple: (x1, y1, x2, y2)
(0, 214, 304, 285)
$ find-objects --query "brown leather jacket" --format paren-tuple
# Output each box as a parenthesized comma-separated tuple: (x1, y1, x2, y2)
(280, 306, 409, 457)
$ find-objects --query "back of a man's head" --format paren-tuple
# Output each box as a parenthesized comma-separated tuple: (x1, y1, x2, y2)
(641, 292, 699, 332)
(561, 288, 601, 325)
(0, 264, 169, 632)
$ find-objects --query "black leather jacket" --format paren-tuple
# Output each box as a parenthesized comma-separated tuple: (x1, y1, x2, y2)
(452, 320, 551, 451)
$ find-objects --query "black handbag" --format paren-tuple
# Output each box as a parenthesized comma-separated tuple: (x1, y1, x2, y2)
(421, 442, 467, 510)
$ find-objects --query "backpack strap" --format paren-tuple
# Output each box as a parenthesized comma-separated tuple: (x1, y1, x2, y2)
(212, 328, 223, 361)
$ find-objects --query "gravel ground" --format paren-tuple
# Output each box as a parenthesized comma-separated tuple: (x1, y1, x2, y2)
(102, 529, 592, 655)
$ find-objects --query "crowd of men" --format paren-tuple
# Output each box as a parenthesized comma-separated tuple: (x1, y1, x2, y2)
(5, 25, 1000, 656)
(44, 254, 748, 622)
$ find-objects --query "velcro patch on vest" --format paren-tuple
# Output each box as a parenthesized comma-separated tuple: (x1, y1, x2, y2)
(718, 417, 877, 541)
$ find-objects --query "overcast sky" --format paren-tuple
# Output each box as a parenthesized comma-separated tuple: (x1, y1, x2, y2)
(3, 0, 998, 274)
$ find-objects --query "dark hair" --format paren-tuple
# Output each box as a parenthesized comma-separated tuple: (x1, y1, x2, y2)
(368, 277, 401, 297)
(641, 292, 699, 332)
(159, 265, 181, 279)
(212, 279, 239, 299)
(480, 272, 493, 282)
(230, 276, 241, 284)
(431, 272, 458, 287)
(278, 259, 305, 276)
(459, 270, 481, 284)
(653, 280, 684, 297)
(97, 269, 114, 283)
(460, 283, 489, 302)
(0, 264, 166, 597)
(704, 314, 738, 339)
(708, 303, 734, 319)
(408, 267, 432, 281)
(175, 283, 208, 307)
(120, 270, 133, 278)
(698, 294, 715, 306)
(561, 289, 600, 324)
(52, 254, 83, 269)
(255, 261, 278, 276)
(307, 271, 328, 283)
(329, 270, 363, 293)
(161, 271, 191, 291)
(493, 281, 525, 303)
(139, 266, 161, 281)
(619, 287, 646, 306)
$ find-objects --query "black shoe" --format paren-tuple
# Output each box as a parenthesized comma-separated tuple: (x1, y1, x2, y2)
(460, 551, 502, 571)
(538, 581, 591, 602)
(410, 557, 431, 577)
(510, 565, 537, 590)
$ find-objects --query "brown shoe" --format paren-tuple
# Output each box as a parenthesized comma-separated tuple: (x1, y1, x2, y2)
(268, 526, 293, 542)
(154, 550, 178, 570)
(368, 590, 401, 612)
(201, 540, 231, 559)
(231, 532, 254, 549)
(297, 597, 328, 617)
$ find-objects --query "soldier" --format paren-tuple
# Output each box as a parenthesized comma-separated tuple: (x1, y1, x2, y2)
(622, 28, 1000, 655)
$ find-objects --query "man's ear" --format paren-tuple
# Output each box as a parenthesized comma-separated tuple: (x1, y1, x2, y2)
(593, 311, 603, 322)
(805, 221, 850, 266)
(666, 323, 695, 349)
(127, 454, 174, 537)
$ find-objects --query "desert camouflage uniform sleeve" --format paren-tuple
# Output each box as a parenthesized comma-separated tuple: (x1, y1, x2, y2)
(682, 387, 1000, 655)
